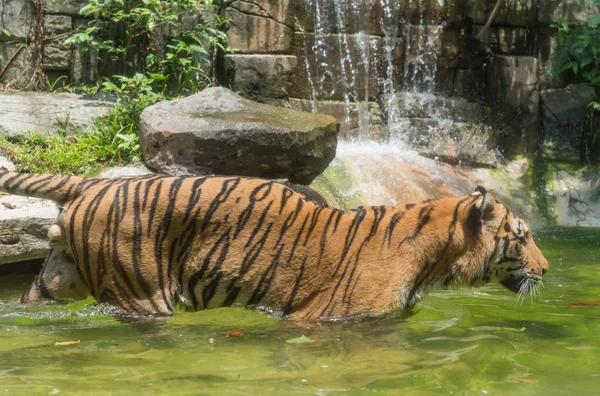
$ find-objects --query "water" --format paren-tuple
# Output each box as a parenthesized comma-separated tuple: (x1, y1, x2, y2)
(1, 227, 599, 395)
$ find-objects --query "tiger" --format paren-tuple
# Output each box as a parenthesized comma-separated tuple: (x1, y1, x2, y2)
(0, 171, 548, 320)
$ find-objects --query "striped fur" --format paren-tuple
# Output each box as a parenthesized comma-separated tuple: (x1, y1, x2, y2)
(2, 172, 549, 320)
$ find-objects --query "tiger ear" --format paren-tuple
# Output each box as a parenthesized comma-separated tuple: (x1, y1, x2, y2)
(472, 185, 495, 217)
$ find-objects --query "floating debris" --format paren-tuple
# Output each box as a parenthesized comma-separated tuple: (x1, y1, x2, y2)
(566, 301, 600, 307)
(286, 336, 315, 344)
(220, 330, 244, 338)
(519, 379, 540, 384)
(54, 340, 80, 346)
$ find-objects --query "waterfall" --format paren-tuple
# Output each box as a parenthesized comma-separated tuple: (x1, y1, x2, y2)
(296, 0, 493, 208)
(296, 0, 456, 146)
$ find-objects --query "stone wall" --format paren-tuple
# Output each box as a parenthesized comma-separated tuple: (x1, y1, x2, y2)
(1, 0, 598, 157)
(0, 0, 87, 89)
(218, 0, 599, 154)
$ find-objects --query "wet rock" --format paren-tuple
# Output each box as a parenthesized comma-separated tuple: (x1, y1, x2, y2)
(396, 118, 497, 168)
(405, 25, 459, 68)
(289, 99, 383, 141)
(487, 55, 540, 153)
(390, 93, 489, 124)
(292, 33, 403, 101)
(293, 0, 387, 35)
(223, 54, 297, 105)
(0, 92, 114, 136)
(540, 84, 597, 162)
(140, 87, 338, 184)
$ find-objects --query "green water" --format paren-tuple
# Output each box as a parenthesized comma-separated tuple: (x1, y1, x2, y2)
(1, 227, 599, 395)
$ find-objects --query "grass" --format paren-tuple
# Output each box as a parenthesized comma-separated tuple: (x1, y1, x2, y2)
(0, 106, 142, 176)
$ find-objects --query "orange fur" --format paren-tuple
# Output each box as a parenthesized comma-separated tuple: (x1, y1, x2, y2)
(1, 172, 548, 320)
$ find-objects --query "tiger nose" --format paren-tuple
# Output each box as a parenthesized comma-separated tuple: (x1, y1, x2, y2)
(542, 267, 548, 276)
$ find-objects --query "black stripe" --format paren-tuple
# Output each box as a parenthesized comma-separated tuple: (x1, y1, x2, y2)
(284, 256, 308, 316)
(201, 177, 241, 232)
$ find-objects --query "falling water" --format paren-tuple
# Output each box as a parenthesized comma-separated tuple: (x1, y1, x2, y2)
(298, 0, 488, 206)
(298, 0, 446, 143)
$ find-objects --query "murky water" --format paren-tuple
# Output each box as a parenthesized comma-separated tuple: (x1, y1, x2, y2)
(1, 227, 599, 395)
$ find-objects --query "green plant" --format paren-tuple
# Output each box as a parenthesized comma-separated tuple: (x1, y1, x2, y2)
(552, 4, 600, 163)
(64, 0, 229, 96)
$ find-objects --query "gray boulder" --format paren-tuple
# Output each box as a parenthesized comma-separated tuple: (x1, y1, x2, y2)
(140, 87, 339, 184)
(395, 118, 497, 168)
(541, 84, 596, 161)
(0, 92, 114, 137)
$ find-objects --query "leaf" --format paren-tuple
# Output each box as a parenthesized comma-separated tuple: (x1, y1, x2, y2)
(220, 330, 243, 337)
(588, 14, 600, 27)
(560, 61, 578, 73)
(1, 29, 9, 36)
(286, 336, 315, 344)
(55, 340, 80, 346)
(580, 57, 594, 67)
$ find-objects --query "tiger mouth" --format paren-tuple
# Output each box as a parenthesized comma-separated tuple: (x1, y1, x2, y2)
(500, 275, 540, 294)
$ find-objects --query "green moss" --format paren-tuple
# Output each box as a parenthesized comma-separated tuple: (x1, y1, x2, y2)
(199, 110, 333, 132)
(310, 158, 364, 210)
(523, 155, 557, 225)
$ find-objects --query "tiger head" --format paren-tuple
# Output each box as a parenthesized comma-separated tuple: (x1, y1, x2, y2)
(463, 186, 549, 296)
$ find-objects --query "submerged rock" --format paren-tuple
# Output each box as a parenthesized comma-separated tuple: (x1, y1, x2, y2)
(140, 87, 338, 185)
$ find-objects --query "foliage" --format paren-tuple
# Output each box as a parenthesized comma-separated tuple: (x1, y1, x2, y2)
(552, 3, 600, 163)
(0, 111, 140, 175)
(1, 1, 230, 174)
(65, 0, 230, 97)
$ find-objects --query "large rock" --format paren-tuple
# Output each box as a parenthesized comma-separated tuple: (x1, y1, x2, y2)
(43, 15, 72, 71)
(394, 117, 497, 168)
(0, 0, 36, 41)
(45, 0, 87, 14)
(0, 194, 59, 266)
(289, 98, 383, 141)
(223, 54, 297, 104)
(541, 84, 597, 161)
(487, 55, 540, 153)
(0, 92, 114, 136)
(224, 0, 293, 53)
(469, 0, 535, 27)
(0, 43, 35, 89)
(140, 87, 339, 184)
(539, 0, 599, 24)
